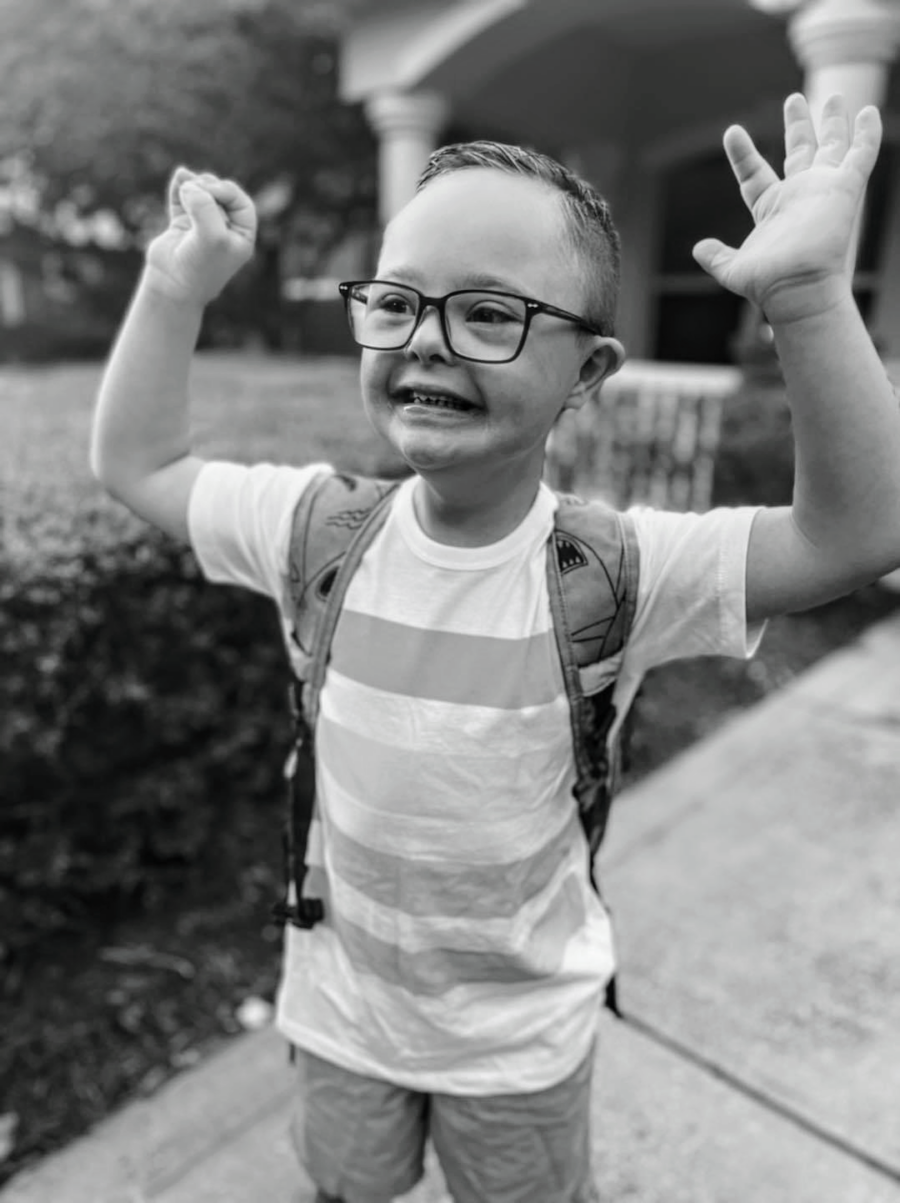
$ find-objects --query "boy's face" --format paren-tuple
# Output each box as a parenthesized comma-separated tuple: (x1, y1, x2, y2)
(359, 168, 622, 484)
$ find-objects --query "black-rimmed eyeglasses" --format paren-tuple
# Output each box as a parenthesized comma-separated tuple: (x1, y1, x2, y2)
(338, 280, 604, 364)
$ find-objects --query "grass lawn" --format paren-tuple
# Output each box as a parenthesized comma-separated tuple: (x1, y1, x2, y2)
(2, 351, 406, 567)
(3, 352, 900, 1185)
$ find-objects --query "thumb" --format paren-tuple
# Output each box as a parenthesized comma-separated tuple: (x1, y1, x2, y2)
(178, 180, 224, 236)
(692, 237, 736, 282)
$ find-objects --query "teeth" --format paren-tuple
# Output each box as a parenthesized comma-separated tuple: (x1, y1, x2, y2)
(409, 391, 470, 411)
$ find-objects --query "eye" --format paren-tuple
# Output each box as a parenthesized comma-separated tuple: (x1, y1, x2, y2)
(467, 300, 520, 326)
(370, 289, 416, 316)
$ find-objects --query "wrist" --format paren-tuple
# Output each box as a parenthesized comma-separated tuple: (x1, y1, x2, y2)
(761, 274, 854, 328)
(139, 263, 209, 314)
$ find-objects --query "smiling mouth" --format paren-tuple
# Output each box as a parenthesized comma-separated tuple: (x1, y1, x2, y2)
(398, 389, 478, 413)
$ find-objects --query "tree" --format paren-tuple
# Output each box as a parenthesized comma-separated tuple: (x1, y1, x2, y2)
(0, 0, 377, 344)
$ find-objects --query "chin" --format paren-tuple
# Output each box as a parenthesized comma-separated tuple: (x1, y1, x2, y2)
(383, 420, 466, 474)
(393, 441, 461, 475)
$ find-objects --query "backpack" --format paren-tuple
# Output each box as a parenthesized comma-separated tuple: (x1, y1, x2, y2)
(272, 470, 640, 1011)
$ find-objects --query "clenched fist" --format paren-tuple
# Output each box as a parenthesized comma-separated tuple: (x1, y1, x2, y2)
(144, 167, 258, 307)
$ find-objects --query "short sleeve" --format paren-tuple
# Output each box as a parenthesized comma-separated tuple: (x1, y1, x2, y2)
(187, 460, 330, 612)
(626, 505, 765, 673)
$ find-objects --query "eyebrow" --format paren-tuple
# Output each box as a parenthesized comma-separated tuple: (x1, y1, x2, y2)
(379, 268, 530, 295)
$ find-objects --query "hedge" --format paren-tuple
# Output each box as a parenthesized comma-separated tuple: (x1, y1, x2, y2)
(1, 517, 292, 960)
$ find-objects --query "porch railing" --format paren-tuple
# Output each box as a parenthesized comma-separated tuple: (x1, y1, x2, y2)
(544, 359, 742, 513)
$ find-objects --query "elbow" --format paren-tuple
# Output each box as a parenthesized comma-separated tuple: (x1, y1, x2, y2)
(89, 437, 114, 494)
(88, 439, 104, 488)
(90, 436, 130, 505)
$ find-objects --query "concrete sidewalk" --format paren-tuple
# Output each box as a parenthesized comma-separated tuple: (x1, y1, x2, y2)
(5, 614, 900, 1203)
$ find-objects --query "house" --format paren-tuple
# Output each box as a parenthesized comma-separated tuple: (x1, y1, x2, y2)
(336, 0, 900, 365)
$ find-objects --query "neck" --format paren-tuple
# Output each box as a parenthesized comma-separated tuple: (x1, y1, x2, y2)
(413, 462, 543, 547)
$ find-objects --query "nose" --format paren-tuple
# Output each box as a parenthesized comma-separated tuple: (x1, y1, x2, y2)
(404, 303, 454, 362)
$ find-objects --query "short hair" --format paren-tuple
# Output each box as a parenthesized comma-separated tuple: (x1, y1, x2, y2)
(416, 141, 620, 338)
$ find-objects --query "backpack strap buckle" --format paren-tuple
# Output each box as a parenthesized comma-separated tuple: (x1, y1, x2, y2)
(270, 897, 325, 929)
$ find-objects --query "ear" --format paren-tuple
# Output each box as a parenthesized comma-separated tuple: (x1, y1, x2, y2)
(563, 336, 625, 413)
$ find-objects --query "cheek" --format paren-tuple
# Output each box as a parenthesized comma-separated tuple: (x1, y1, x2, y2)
(359, 351, 388, 400)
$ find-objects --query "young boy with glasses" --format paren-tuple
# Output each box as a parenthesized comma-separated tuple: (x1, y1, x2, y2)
(92, 93, 898, 1202)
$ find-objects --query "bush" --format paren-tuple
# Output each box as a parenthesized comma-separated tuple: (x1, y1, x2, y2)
(0, 316, 114, 365)
(712, 378, 795, 508)
(2, 521, 292, 960)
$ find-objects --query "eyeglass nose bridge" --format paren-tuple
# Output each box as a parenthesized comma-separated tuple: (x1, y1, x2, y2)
(403, 292, 454, 357)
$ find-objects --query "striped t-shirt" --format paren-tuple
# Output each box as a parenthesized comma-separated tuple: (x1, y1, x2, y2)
(189, 461, 760, 1094)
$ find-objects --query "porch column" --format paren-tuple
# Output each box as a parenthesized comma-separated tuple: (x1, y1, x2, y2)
(783, 0, 900, 327)
(365, 90, 450, 225)
(786, 0, 900, 125)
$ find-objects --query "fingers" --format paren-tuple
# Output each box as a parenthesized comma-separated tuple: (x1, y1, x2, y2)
(722, 125, 779, 215)
(813, 93, 852, 166)
(200, 177, 258, 240)
(729, 92, 882, 206)
(783, 93, 816, 177)
(178, 178, 224, 239)
(692, 237, 736, 284)
(783, 92, 881, 180)
(166, 168, 257, 240)
(845, 103, 883, 185)
(168, 166, 197, 218)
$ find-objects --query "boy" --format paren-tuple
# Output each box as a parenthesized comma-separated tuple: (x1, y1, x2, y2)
(92, 94, 899, 1202)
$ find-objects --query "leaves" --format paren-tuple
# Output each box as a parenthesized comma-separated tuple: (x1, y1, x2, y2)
(0, 0, 376, 240)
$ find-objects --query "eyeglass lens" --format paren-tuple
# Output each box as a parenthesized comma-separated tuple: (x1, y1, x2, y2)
(345, 282, 527, 362)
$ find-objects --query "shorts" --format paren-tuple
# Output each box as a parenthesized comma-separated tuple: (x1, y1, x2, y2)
(290, 1044, 599, 1203)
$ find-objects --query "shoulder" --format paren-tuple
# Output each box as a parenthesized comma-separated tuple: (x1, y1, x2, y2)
(554, 492, 636, 542)
(190, 460, 332, 529)
(285, 470, 403, 561)
(551, 492, 640, 589)
(285, 471, 404, 580)
(624, 504, 763, 667)
(628, 503, 760, 567)
(289, 471, 401, 533)
(188, 460, 333, 593)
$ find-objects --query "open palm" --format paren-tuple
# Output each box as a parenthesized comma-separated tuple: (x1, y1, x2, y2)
(693, 93, 882, 324)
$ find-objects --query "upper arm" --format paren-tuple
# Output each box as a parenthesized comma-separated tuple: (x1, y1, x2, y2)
(627, 505, 761, 670)
(99, 454, 205, 543)
(745, 506, 883, 624)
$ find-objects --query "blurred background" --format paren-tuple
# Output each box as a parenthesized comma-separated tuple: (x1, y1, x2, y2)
(3, 0, 900, 1188)
(3, 0, 900, 366)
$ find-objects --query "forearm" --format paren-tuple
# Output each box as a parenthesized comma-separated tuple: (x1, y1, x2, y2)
(772, 288, 900, 570)
(91, 271, 204, 495)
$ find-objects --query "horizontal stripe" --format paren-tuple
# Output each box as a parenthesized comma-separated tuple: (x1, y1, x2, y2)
(331, 610, 563, 708)
(342, 518, 555, 635)
(322, 799, 584, 920)
(323, 848, 588, 958)
(332, 872, 587, 998)
(320, 670, 571, 758)
(317, 713, 572, 823)
(317, 759, 575, 862)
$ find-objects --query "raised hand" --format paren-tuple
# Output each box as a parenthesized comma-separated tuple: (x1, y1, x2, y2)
(145, 167, 258, 306)
(693, 93, 882, 324)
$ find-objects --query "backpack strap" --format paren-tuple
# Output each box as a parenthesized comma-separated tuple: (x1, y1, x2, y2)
(273, 471, 400, 930)
(552, 493, 639, 674)
(286, 471, 400, 664)
(547, 496, 639, 864)
(548, 496, 639, 1015)
(301, 476, 400, 729)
